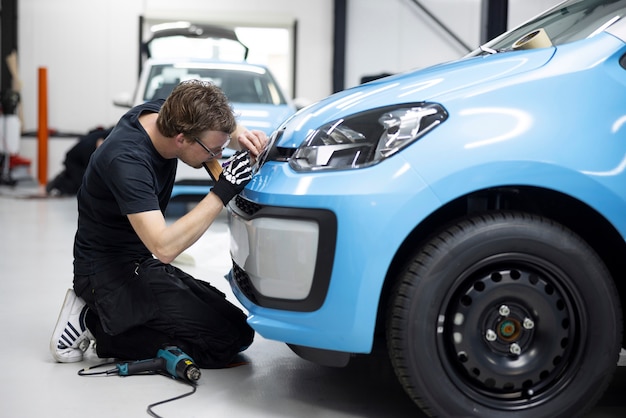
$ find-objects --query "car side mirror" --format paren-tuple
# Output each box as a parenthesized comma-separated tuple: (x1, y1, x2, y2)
(113, 92, 133, 108)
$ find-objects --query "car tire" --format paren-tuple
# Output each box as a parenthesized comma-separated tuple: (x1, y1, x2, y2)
(387, 211, 622, 417)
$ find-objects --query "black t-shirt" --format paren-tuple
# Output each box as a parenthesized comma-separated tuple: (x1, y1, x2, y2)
(73, 100, 176, 275)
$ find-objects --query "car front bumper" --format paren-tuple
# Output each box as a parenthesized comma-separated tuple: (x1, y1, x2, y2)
(225, 158, 443, 354)
(228, 196, 337, 312)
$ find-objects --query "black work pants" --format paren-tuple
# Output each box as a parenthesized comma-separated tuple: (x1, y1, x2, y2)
(74, 258, 254, 369)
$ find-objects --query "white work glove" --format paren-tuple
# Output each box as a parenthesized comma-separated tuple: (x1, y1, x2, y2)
(211, 150, 253, 205)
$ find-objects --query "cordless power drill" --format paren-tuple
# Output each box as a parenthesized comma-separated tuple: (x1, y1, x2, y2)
(115, 346, 201, 383)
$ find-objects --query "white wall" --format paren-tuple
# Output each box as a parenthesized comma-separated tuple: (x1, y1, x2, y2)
(18, 0, 334, 134)
(345, 0, 481, 89)
(17, 0, 562, 136)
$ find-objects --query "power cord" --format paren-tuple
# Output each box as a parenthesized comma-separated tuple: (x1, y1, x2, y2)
(146, 379, 197, 418)
(78, 361, 198, 418)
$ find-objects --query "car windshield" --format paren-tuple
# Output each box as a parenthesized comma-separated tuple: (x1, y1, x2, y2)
(469, 0, 626, 56)
(143, 63, 288, 105)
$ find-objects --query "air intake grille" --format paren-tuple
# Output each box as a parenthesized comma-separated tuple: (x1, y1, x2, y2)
(235, 195, 262, 216)
(232, 261, 258, 304)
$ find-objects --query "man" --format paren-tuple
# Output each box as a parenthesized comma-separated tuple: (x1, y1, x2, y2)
(46, 127, 112, 196)
(50, 80, 266, 368)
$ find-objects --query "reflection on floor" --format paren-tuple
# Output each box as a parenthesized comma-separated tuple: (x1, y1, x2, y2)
(0, 184, 624, 418)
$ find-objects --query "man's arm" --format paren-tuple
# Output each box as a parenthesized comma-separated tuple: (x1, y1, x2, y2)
(127, 192, 224, 264)
(128, 125, 264, 264)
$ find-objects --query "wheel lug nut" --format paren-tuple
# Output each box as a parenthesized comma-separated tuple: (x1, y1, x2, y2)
(510, 343, 521, 355)
(523, 317, 534, 330)
(485, 329, 497, 341)
(499, 305, 510, 316)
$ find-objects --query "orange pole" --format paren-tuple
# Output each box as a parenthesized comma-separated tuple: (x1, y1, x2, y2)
(37, 67, 48, 186)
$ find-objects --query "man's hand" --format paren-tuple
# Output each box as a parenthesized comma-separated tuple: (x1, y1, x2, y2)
(210, 150, 253, 205)
(233, 127, 268, 157)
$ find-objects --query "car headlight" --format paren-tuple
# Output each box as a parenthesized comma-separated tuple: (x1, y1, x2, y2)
(290, 102, 447, 171)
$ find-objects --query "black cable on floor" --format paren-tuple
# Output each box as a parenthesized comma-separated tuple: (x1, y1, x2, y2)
(78, 361, 198, 417)
(77, 360, 117, 376)
(147, 378, 197, 418)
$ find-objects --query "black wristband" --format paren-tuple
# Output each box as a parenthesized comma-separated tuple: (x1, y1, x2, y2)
(210, 150, 252, 206)
(211, 174, 239, 206)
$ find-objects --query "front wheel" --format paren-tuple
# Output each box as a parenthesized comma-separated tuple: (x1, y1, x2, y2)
(387, 211, 621, 417)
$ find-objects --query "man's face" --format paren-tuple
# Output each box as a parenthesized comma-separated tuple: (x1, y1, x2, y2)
(181, 130, 231, 169)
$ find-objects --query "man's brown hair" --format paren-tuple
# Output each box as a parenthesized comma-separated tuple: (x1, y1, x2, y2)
(157, 79, 237, 138)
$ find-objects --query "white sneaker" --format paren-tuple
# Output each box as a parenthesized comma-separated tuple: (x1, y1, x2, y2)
(50, 289, 94, 363)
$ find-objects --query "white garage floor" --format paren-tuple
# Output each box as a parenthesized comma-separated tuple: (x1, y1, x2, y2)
(1, 182, 625, 418)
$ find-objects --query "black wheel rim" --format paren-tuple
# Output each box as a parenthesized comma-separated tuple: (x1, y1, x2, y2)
(438, 253, 585, 410)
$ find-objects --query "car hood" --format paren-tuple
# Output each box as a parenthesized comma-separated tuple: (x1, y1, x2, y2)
(234, 103, 296, 136)
(277, 47, 556, 148)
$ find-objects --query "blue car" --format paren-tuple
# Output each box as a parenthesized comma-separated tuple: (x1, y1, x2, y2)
(227, 1, 626, 416)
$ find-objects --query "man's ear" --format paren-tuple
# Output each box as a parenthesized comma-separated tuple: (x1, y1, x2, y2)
(174, 133, 187, 146)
